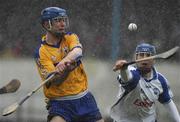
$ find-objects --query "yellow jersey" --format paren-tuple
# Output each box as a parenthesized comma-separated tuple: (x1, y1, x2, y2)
(34, 32, 88, 98)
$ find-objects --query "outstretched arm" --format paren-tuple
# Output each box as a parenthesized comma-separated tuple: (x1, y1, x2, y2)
(113, 60, 133, 82)
(164, 100, 180, 122)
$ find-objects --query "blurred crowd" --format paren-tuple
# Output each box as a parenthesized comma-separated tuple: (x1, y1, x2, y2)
(0, 0, 179, 61)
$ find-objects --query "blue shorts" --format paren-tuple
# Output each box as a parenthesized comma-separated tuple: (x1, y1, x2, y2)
(47, 92, 102, 122)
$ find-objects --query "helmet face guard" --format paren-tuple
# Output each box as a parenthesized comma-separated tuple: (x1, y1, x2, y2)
(51, 16, 69, 27)
(135, 43, 156, 74)
(41, 7, 69, 38)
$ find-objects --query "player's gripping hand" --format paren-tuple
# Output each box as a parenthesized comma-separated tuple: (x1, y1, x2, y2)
(45, 59, 78, 88)
(55, 59, 77, 75)
(113, 60, 127, 71)
(56, 59, 72, 75)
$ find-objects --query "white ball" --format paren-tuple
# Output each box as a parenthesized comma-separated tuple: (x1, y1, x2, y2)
(128, 23, 137, 31)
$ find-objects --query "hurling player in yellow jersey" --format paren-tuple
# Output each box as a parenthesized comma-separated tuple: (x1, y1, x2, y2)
(34, 7, 104, 122)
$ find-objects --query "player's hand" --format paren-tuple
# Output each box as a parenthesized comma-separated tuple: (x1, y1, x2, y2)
(65, 62, 76, 71)
(56, 59, 72, 75)
(113, 60, 127, 71)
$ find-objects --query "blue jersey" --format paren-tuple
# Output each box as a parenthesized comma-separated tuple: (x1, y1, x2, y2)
(110, 66, 173, 122)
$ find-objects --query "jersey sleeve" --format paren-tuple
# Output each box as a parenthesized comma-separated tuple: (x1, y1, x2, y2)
(66, 33, 82, 51)
(158, 73, 173, 104)
(118, 67, 140, 91)
(34, 46, 56, 80)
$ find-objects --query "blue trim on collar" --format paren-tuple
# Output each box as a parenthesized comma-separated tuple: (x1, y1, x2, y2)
(41, 40, 61, 48)
(144, 67, 157, 82)
(66, 32, 73, 35)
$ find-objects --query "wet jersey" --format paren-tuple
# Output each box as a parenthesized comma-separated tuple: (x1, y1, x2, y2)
(34, 32, 88, 98)
(110, 66, 173, 122)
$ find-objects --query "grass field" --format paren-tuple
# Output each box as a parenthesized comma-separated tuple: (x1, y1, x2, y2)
(0, 58, 179, 122)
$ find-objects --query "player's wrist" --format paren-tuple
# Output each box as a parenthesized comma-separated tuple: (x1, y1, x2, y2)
(0, 87, 6, 94)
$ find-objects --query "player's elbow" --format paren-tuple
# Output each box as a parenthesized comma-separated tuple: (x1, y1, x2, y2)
(68, 47, 83, 62)
(75, 47, 82, 55)
(73, 48, 83, 59)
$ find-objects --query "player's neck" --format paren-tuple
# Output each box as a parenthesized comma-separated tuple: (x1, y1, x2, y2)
(46, 32, 61, 45)
(142, 70, 152, 79)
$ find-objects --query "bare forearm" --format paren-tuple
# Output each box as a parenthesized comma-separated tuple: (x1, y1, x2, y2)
(113, 60, 133, 83)
(120, 66, 133, 82)
(55, 47, 82, 74)
(164, 100, 180, 122)
(62, 47, 82, 63)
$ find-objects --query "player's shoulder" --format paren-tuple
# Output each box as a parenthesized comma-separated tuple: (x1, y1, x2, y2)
(157, 73, 168, 82)
(65, 31, 75, 35)
(34, 44, 42, 59)
(65, 32, 79, 41)
(128, 65, 136, 71)
(34, 36, 46, 58)
(65, 32, 78, 37)
(128, 66, 139, 74)
(157, 72, 169, 87)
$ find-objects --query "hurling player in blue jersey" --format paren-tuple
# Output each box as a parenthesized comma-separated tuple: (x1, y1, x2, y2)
(110, 43, 180, 122)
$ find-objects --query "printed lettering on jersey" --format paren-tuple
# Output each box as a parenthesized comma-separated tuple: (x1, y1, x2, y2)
(133, 98, 154, 108)
(133, 88, 154, 108)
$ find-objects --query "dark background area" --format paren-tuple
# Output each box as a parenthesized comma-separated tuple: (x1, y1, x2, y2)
(0, 0, 179, 60)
